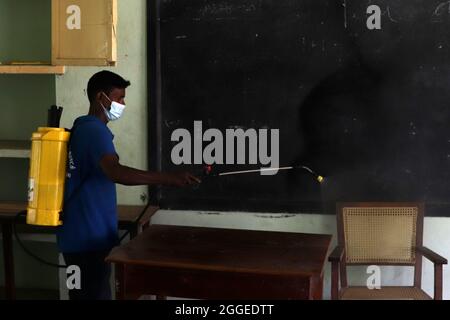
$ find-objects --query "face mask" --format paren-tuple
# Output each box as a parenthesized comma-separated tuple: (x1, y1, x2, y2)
(101, 92, 126, 121)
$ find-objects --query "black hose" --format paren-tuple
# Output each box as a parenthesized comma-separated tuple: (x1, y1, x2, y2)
(13, 203, 152, 269)
(13, 211, 67, 269)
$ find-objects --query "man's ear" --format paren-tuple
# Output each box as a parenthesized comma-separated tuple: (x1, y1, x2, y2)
(96, 91, 104, 105)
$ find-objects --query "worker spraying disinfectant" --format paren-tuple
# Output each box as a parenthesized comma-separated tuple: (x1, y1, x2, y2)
(19, 71, 201, 301)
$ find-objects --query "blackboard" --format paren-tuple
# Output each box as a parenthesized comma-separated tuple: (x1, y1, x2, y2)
(148, 0, 450, 215)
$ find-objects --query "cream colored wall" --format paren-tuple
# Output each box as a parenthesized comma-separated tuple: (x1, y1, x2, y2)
(56, 0, 148, 206)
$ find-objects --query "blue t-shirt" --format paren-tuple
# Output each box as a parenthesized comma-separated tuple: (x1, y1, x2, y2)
(56, 115, 119, 253)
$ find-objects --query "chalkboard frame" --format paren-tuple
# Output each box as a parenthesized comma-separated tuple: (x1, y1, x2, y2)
(148, 0, 163, 208)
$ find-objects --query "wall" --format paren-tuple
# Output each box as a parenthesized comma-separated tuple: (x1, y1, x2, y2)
(0, 0, 51, 62)
(57, 0, 148, 206)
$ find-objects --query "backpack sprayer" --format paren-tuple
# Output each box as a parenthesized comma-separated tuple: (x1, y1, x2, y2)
(13, 106, 69, 268)
(26, 126, 70, 226)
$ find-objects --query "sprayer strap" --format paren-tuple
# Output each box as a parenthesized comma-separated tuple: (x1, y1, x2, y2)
(61, 126, 90, 221)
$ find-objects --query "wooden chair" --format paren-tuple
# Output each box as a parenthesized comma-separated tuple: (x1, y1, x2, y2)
(329, 202, 447, 300)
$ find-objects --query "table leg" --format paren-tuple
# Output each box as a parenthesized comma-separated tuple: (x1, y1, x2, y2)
(114, 263, 125, 300)
(2, 222, 16, 300)
(310, 274, 323, 300)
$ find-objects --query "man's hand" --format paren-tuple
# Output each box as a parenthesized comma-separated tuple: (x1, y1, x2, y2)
(165, 172, 201, 187)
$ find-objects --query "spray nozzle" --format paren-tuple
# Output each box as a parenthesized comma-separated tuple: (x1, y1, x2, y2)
(297, 166, 324, 183)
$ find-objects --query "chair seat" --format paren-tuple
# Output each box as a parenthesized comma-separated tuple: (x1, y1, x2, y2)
(340, 286, 432, 300)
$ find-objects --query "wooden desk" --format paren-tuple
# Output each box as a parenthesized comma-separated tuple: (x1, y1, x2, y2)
(107, 225, 332, 300)
(0, 202, 159, 300)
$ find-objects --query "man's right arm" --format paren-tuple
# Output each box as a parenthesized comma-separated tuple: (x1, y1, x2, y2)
(100, 154, 201, 187)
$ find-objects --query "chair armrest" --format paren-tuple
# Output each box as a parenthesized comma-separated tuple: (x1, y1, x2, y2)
(328, 246, 345, 262)
(416, 246, 447, 265)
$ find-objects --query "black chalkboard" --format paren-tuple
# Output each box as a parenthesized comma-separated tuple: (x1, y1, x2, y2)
(148, 0, 450, 215)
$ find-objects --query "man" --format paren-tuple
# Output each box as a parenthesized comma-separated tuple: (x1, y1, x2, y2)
(56, 70, 200, 300)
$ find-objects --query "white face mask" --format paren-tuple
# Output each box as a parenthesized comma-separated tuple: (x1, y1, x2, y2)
(101, 92, 126, 121)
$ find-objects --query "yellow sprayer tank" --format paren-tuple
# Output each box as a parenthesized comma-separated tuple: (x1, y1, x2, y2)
(27, 127, 70, 226)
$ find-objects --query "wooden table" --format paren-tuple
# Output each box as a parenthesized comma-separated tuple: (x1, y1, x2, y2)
(107, 224, 332, 300)
(0, 202, 159, 300)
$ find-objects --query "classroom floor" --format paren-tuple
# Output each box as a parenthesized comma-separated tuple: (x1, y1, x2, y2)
(0, 287, 59, 300)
